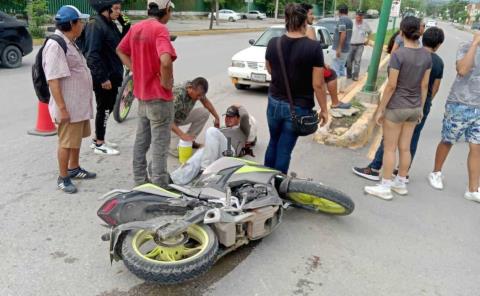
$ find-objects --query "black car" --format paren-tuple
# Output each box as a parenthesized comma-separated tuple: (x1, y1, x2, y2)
(0, 11, 33, 68)
(472, 22, 480, 30)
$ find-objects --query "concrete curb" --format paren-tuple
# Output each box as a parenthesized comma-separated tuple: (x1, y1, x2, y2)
(314, 55, 390, 149)
(172, 27, 267, 36)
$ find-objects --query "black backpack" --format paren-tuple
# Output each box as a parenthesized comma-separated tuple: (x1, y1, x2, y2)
(32, 35, 68, 104)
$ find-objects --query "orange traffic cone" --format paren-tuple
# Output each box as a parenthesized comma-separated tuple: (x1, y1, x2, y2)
(27, 101, 57, 136)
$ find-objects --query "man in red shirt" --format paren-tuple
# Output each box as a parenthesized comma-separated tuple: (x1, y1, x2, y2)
(117, 0, 176, 187)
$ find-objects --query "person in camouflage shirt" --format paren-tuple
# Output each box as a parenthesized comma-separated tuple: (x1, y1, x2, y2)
(170, 77, 220, 156)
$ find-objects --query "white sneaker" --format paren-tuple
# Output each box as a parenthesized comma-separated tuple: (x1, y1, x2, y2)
(94, 144, 120, 155)
(391, 176, 408, 195)
(364, 183, 393, 200)
(428, 172, 444, 190)
(464, 190, 480, 203)
(90, 140, 118, 149)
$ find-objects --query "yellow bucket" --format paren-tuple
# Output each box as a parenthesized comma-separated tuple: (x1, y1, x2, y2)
(178, 140, 193, 164)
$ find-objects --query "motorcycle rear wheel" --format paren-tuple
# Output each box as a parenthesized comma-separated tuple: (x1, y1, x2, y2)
(121, 223, 218, 284)
(285, 180, 354, 215)
(113, 75, 134, 123)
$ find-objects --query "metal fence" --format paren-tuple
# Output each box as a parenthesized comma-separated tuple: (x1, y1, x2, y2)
(47, 0, 95, 14)
(0, 0, 28, 15)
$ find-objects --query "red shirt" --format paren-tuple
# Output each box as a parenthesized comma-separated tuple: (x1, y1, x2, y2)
(118, 18, 177, 101)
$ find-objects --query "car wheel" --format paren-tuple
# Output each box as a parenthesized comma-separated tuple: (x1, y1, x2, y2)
(228, 17, 234, 22)
(235, 84, 249, 90)
(1, 45, 22, 68)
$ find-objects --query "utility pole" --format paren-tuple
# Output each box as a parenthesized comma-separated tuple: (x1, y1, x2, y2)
(364, 0, 394, 92)
(323, 0, 326, 18)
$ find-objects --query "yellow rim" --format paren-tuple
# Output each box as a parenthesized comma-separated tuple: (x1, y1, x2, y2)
(287, 192, 346, 214)
(132, 225, 209, 264)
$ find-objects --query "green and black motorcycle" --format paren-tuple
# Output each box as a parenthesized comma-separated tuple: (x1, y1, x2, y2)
(97, 157, 354, 284)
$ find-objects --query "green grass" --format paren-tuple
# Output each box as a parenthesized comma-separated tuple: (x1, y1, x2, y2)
(369, 28, 398, 45)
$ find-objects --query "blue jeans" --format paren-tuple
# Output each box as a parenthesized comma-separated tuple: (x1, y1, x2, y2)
(264, 96, 312, 174)
(369, 99, 432, 170)
(332, 52, 349, 77)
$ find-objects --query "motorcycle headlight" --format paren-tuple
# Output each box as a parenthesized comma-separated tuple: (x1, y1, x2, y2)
(232, 60, 246, 68)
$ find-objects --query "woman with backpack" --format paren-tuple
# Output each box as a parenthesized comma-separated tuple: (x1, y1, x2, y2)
(264, 3, 328, 174)
(364, 17, 432, 200)
(83, 0, 130, 155)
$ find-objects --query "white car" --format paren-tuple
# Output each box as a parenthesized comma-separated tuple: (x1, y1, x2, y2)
(228, 25, 333, 89)
(425, 20, 437, 29)
(208, 9, 241, 22)
(246, 10, 267, 20)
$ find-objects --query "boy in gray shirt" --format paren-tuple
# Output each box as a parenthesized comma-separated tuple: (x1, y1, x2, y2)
(428, 32, 480, 203)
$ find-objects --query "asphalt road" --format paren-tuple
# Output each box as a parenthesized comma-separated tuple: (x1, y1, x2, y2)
(0, 23, 478, 296)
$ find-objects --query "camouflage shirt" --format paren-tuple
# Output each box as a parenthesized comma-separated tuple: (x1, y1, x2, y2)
(173, 83, 205, 124)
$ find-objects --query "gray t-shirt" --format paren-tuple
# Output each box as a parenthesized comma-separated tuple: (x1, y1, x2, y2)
(220, 106, 250, 156)
(332, 16, 353, 53)
(387, 47, 432, 109)
(447, 42, 480, 107)
(350, 21, 372, 44)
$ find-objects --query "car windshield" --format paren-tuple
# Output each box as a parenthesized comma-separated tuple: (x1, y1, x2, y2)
(317, 20, 336, 35)
(254, 27, 285, 47)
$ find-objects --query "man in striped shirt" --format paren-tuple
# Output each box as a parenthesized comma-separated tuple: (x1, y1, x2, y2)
(43, 5, 96, 193)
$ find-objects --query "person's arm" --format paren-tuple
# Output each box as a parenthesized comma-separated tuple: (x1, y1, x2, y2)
(200, 98, 220, 128)
(116, 47, 132, 69)
(84, 21, 111, 89)
(420, 69, 431, 109)
(337, 31, 346, 57)
(117, 30, 132, 69)
(48, 79, 70, 123)
(375, 69, 399, 125)
(456, 33, 480, 76)
(306, 26, 316, 41)
(430, 79, 442, 100)
(160, 53, 173, 90)
(312, 67, 328, 126)
(171, 123, 195, 141)
(266, 60, 272, 74)
(237, 106, 251, 137)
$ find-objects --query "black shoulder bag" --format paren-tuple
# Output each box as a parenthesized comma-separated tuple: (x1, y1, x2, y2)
(276, 37, 319, 136)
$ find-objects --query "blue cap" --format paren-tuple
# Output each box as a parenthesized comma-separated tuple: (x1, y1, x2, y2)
(55, 5, 90, 24)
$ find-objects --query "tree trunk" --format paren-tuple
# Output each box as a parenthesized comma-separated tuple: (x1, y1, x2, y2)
(209, 3, 214, 30)
(215, 0, 219, 26)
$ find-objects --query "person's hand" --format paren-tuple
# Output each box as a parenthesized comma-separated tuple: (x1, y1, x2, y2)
(417, 112, 424, 124)
(180, 133, 195, 142)
(213, 118, 220, 128)
(101, 80, 112, 90)
(473, 31, 480, 46)
(59, 107, 70, 124)
(318, 110, 328, 127)
(336, 49, 341, 58)
(375, 108, 385, 126)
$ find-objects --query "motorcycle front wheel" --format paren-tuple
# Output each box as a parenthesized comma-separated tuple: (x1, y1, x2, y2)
(285, 179, 354, 216)
(121, 223, 218, 284)
(113, 75, 134, 123)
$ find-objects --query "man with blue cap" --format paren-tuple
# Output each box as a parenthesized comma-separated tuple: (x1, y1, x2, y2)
(43, 5, 96, 194)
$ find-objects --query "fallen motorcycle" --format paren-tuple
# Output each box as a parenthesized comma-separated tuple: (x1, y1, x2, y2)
(97, 157, 354, 284)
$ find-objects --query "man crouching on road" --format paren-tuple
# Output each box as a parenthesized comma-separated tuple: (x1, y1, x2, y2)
(170, 105, 254, 185)
(44, 6, 96, 194)
(170, 77, 220, 157)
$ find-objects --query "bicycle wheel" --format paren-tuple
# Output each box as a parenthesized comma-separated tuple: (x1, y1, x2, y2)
(113, 75, 134, 123)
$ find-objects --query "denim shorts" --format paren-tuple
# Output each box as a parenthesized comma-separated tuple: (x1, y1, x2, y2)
(441, 102, 480, 144)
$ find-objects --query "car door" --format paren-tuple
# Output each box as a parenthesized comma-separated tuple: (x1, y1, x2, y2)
(318, 28, 333, 64)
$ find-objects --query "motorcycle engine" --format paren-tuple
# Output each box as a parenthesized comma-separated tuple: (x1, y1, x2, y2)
(233, 183, 268, 204)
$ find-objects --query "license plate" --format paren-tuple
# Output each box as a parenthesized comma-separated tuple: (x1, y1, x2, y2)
(251, 73, 266, 83)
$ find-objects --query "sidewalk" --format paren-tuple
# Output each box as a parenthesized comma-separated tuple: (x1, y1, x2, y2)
(167, 18, 282, 33)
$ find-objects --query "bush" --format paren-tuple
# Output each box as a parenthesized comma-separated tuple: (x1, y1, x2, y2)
(27, 0, 49, 39)
(29, 25, 45, 38)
